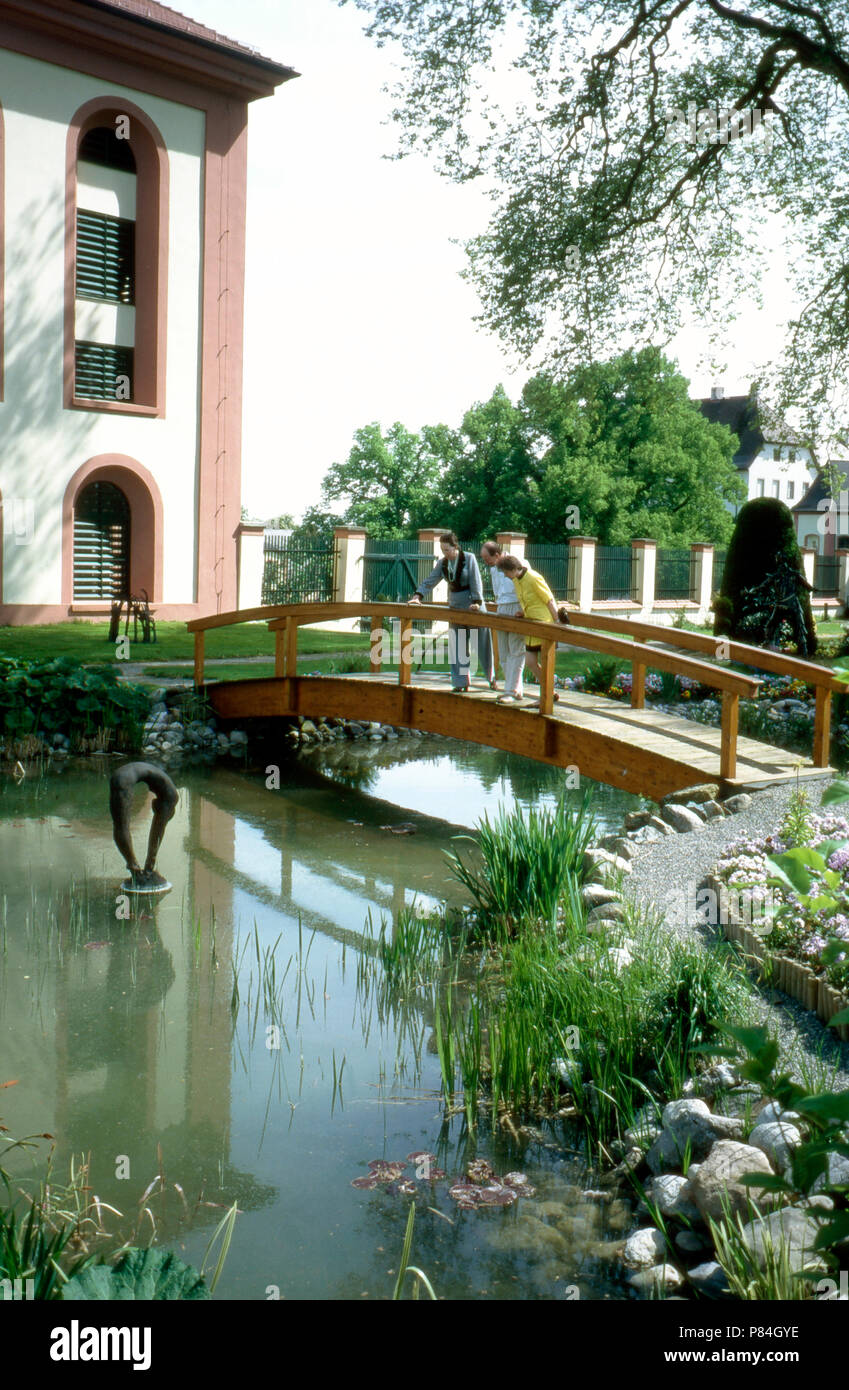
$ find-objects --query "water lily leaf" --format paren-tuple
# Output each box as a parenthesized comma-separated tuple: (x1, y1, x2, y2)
(367, 1160, 407, 1180)
(61, 1248, 210, 1300)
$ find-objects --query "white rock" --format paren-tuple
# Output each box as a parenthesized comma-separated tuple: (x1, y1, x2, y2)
(688, 1141, 774, 1222)
(627, 1263, 684, 1294)
(660, 804, 705, 833)
(621, 1226, 668, 1270)
(738, 1207, 827, 1275)
(749, 1121, 802, 1170)
(647, 1174, 701, 1222)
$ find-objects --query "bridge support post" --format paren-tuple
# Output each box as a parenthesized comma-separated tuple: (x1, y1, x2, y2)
(814, 687, 832, 766)
(399, 618, 413, 685)
(631, 660, 646, 708)
(720, 691, 739, 780)
(538, 638, 555, 715)
(194, 631, 205, 686)
(370, 615, 383, 673)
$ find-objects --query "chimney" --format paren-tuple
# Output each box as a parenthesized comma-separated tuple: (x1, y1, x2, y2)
(710, 386, 724, 401)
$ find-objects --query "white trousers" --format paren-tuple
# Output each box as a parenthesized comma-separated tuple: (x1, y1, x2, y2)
(497, 605, 526, 696)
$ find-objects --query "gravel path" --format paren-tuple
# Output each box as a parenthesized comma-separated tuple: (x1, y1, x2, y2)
(622, 776, 849, 1089)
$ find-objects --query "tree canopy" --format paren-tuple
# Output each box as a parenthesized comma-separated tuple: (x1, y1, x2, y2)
(320, 420, 452, 535)
(338, 0, 849, 444)
(324, 348, 744, 542)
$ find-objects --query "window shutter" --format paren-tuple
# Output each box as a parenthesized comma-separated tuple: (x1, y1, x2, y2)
(73, 482, 131, 600)
(74, 342, 134, 401)
(76, 211, 135, 303)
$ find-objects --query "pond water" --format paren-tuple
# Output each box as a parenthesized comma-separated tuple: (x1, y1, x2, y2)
(0, 737, 646, 1300)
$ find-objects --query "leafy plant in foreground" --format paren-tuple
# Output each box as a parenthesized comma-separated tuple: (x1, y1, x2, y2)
(61, 1246, 210, 1301)
(700, 1021, 849, 1266)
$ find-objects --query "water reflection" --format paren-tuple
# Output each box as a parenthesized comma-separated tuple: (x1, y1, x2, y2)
(0, 753, 638, 1299)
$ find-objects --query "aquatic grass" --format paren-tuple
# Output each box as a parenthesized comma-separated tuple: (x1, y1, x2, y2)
(445, 788, 597, 937)
(708, 1194, 813, 1300)
(200, 1199, 239, 1296)
(0, 1202, 97, 1300)
(424, 900, 755, 1149)
(392, 1201, 437, 1301)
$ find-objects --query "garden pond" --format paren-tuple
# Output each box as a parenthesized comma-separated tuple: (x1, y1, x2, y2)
(0, 738, 646, 1300)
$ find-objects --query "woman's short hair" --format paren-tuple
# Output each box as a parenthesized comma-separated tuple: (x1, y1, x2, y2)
(497, 554, 522, 573)
(439, 531, 460, 548)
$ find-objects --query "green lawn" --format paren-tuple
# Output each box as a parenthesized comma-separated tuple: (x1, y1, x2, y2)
(0, 621, 369, 663)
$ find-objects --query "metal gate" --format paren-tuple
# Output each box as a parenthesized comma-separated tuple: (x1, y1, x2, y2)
(261, 531, 334, 605)
(362, 539, 436, 602)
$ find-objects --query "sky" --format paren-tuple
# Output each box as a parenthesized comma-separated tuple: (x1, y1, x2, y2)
(183, 0, 802, 522)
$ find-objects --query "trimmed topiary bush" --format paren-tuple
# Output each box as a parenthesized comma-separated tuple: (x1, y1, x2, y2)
(713, 497, 816, 656)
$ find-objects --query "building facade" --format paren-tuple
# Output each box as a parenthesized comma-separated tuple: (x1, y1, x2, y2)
(0, 0, 294, 623)
(695, 386, 817, 517)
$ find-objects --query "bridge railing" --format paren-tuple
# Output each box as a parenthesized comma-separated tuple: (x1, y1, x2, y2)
(187, 600, 766, 779)
(564, 609, 843, 768)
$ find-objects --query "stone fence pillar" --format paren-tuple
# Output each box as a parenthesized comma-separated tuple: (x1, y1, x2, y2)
(236, 523, 265, 610)
(690, 544, 714, 619)
(631, 539, 657, 614)
(495, 532, 527, 563)
(800, 546, 816, 593)
(330, 528, 367, 630)
(568, 536, 596, 610)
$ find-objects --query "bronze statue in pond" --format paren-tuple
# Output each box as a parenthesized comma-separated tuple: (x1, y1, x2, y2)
(109, 762, 178, 892)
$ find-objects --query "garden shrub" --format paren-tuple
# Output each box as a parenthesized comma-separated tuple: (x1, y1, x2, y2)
(0, 657, 150, 749)
(713, 497, 817, 655)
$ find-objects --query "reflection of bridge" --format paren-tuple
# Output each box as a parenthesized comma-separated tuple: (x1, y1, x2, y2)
(187, 603, 841, 799)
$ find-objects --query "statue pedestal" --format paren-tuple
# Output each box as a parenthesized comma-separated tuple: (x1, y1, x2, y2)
(121, 877, 172, 896)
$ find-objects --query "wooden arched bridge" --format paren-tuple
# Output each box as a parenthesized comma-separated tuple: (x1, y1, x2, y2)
(186, 603, 843, 801)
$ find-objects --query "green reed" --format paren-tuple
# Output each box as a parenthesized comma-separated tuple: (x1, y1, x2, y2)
(417, 900, 753, 1149)
(445, 787, 597, 936)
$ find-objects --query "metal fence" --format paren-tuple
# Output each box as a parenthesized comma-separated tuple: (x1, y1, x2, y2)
(655, 548, 692, 600)
(525, 543, 570, 600)
(261, 531, 334, 605)
(593, 545, 636, 601)
(813, 555, 840, 596)
(712, 549, 727, 595)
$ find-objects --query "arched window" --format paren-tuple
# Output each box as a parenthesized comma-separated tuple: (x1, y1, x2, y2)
(66, 100, 168, 415)
(73, 481, 130, 599)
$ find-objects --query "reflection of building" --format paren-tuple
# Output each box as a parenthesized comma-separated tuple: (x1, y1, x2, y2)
(0, 770, 450, 1216)
(0, 781, 239, 1213)
(0, 1, 295, 621)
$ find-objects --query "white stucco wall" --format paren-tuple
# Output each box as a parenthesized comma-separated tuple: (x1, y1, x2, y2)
(746, 447, 817, 504)
(727, 446, 818, 517)
(0, 48, 205, 606)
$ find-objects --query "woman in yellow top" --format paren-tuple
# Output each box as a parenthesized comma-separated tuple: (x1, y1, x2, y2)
(496, 555, 575, 703)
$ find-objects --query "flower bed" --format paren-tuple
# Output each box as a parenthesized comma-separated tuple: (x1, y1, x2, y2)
(710, 788, 849, 1040)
